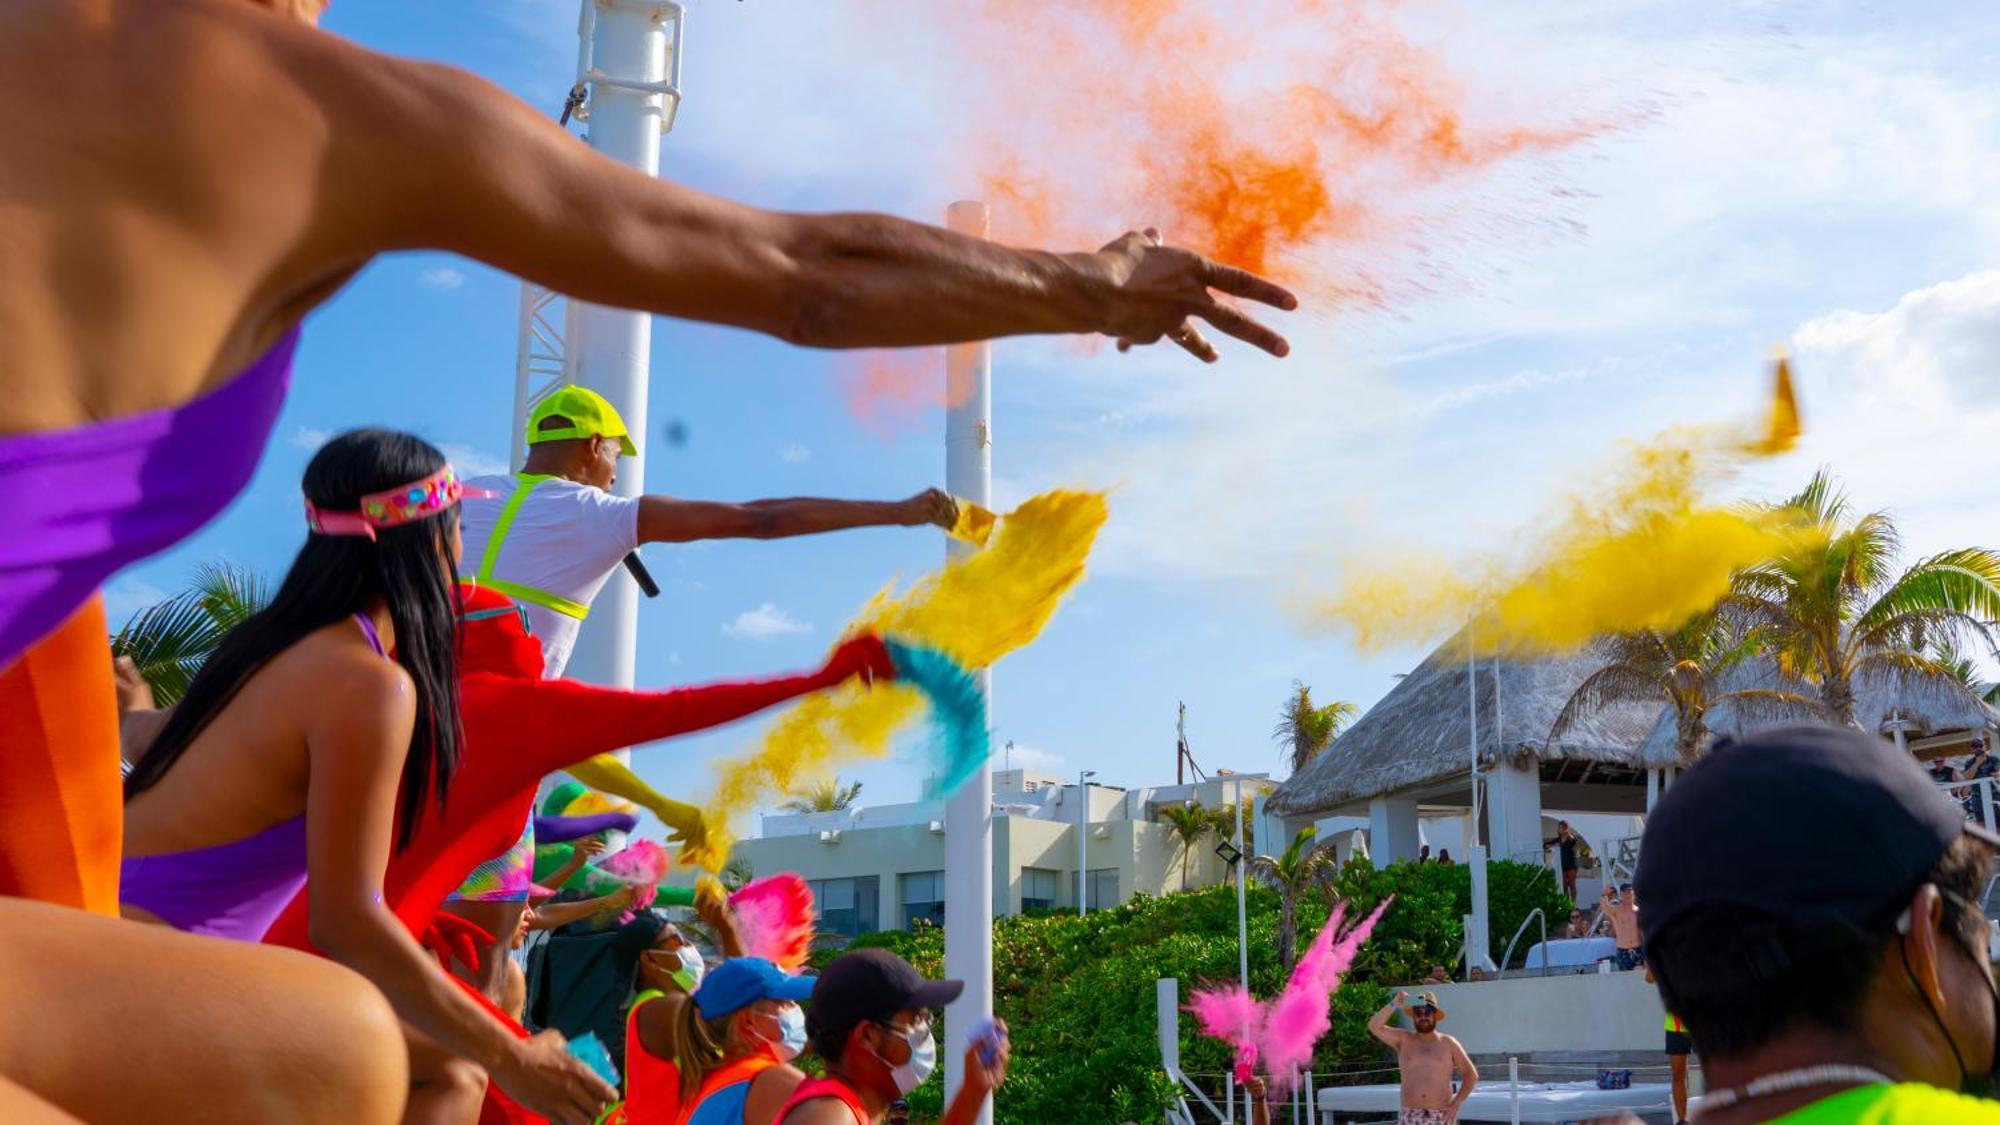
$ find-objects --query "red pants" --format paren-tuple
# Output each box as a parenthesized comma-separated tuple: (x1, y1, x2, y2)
(0, 595, 121, 913)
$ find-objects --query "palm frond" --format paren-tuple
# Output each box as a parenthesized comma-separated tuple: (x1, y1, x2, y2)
(110, 590, 227, 706)
(192, 562, 270, 629)
(1548, 661, 1669, 746)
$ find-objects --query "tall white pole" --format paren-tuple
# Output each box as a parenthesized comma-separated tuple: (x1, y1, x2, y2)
(1077, 769, 1094, 916)
(942, 200, 994, 1123)
(1467, 617, 1494, 972)
(1232, 780, 1250, 1125)
(564, 0, 679, 702)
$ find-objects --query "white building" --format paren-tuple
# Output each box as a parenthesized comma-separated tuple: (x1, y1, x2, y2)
(730, 768, 1280, 938)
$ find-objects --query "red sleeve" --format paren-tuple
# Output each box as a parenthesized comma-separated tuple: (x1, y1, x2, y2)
(263, 640, 889, 953)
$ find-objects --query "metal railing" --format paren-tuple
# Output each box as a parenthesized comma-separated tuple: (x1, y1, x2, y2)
(1498, 908, 1548, 981)
(1938, 776, 1999, 838)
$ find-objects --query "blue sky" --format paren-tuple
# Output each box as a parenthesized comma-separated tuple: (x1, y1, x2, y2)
(112, 1, 2000, 834)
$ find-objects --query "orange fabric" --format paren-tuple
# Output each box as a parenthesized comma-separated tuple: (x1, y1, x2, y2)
(0, 595, 120, 913)
(683, 1057, 778, 1124)
(623, 993, 683, 1125)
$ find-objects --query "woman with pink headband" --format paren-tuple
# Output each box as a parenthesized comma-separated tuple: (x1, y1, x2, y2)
(107, 428, 612, 1124)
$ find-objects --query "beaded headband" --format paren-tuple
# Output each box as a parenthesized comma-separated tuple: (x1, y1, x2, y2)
(304, 465, 493, 541)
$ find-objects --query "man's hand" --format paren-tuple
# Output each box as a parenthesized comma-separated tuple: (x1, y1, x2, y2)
(1090, 229, 1296, 362)
(112, 654, 154, 712)
(574, 836, 607, 862)
(962, 1018, 1011, 1098)
(902, 488, 958, 531)
(1395, 990, 1410, 1008)
(493, 1030, 618, 1125)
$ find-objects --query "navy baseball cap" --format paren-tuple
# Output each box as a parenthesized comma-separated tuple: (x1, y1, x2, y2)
(805, 948, 963, 1048)
(1638, 724, 2000, 947)
(692, 957, 816, 1021)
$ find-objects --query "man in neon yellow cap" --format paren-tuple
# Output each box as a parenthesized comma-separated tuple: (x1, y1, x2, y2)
(463, 384, 957, 680)
(444, 385, 956, 1007)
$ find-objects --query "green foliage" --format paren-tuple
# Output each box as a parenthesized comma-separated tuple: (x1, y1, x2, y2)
(781, 777, 864, 814)
(808, 860, 1560, 1123)
(1274, 681, 1358, 773)
(111, 562, 269, 705)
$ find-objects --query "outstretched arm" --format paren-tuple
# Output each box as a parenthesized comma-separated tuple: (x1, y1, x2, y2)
(1368, 993, 1409, 1049)
(529, 887, 636, 930)
(305, 37, 1294, 359)
(638, 489, 956, 544)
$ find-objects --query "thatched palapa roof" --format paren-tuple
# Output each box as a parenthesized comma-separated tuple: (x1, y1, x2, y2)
(1268, 631, 1674, 816)
(1635, 660, 2000, 761)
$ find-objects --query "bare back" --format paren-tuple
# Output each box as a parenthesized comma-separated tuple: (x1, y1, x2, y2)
(0, 0, 372, 434)
(121, 618, 401, 861)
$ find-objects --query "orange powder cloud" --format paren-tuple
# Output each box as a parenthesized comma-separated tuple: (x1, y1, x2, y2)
(842, 0, 1609, 422)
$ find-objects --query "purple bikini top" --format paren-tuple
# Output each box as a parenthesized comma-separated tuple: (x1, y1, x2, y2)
(0, 328, 300, 670)
(119, 613, 384, 942)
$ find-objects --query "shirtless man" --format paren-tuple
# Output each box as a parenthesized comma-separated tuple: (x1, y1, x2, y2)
(1368, 991, 1477, 1124)
(1602, 883, 1643, 970)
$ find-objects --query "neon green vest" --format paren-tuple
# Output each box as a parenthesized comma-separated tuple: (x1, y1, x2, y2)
(1770, 1083, 2000, 1123)
(473, 474, 591, 620)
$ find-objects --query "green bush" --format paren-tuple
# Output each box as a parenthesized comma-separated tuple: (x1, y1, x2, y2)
(803, 859, 1562, 1123)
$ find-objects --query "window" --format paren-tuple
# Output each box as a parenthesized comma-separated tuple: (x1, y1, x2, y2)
(1020, 867, 1059, 912)
(1087, 868, 1119, 909)
(808, 876, 879, 938)
(901, 870, 946, 930)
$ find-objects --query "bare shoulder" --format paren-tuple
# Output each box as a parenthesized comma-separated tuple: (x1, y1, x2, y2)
(276, 622, 414, 727)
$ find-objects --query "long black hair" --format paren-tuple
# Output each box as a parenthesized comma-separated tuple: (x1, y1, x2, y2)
(125, 428, 464, 850)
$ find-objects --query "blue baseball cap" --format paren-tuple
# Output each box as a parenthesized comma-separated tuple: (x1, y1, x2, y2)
(693, 957, 817, 1021)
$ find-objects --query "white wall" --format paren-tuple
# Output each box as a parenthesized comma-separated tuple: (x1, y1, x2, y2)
(1393, 972, 1666, 1055)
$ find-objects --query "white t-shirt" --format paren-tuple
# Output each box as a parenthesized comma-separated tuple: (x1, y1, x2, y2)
(459, 474, 640, 677)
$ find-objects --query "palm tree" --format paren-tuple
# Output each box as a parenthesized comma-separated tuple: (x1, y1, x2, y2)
(1159, 801, 1211, 892)
(1248, 826, 1339, 972)
(111, 562, 269, 706)
(1272, 681, 1357, 774)
(720, 856, 756, 893)
(1929, 637, 2000, 706)
(1729, 471, 2000, 726)
(779, 778, 863, 815)
(1548, 610, 1813, 761)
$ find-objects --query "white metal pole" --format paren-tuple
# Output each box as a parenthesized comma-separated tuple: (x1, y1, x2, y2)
(1224, 780, 1240, 1120)
(1077, 769, 1094, 916)
(1468, 617, 1494, 971)
(942, 199, 995, 1124)
(1509, 1056, 1522, 1125)
(564, 0, 678, 704)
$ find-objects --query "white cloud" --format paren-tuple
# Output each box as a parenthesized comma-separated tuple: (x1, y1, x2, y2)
(291, 425, 331, 451)
(1779, 271, 2000, 557)
(437, 442, 510, 479)
(420, 267, 466, 291)
(779, 443, 812, 464)
(723, 603, 812, 640)
(102, 576, 169, 625)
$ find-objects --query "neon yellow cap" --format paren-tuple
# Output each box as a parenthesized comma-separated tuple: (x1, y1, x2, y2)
(527, 385, 637, 456)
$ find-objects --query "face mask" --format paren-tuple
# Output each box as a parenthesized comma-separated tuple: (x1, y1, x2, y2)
(753, 1004, 808, 1063)
(670, 947, 705, 993)
(874, 1024, 937, 1095)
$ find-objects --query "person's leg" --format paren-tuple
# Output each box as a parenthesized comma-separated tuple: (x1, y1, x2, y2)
(0, 897, 406, 1123)
(1671, 1053, 1688, 1121)
(402, 1026, 490, 1125)
(0, 596, 121, 913)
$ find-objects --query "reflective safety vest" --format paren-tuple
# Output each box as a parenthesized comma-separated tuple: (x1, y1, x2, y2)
(474, 474, 591, 620)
